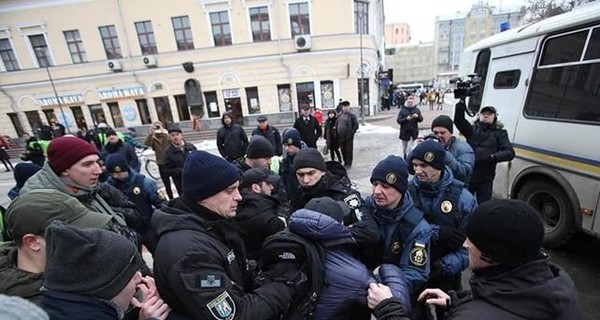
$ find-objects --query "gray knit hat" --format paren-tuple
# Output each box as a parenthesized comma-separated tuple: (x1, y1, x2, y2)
(43, 221, 144, 300)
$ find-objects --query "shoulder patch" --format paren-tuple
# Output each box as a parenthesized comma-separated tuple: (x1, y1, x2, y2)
(344, 194, 362, 210)
(206, 291, 236, 320)
(409, 242, 428, 267)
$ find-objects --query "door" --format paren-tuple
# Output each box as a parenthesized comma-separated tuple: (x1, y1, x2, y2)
(223, 89, 243, 125)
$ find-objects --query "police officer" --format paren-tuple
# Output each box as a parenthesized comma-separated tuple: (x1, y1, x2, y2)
(104, 153, 165, 253)
(407, 140, 476, 295)
(152, 151, 304, 319)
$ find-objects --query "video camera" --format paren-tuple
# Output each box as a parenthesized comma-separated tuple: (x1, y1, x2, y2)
(450, 74, 482, 100)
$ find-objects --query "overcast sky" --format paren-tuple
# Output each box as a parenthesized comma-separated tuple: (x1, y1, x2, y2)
(384, 0, 527, 43)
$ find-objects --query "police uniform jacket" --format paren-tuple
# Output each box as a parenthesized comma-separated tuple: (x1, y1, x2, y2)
(446, 257, 583, 320)
(445, 137, 475, 185)
(152, 197, 298, 320)
(408, 167, 476, 277)
(106, 170, 164, 223)
(366, 193, 434, 296)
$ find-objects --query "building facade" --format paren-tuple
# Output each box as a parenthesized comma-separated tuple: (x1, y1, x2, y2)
(384, 22, 410, 47)
(0, 0, 384, 137)
(385, 42, 434, 85)
(433, 1, 524, 76)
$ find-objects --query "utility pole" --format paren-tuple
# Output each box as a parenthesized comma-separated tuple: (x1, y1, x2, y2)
(36, 48, 71, 134)
(359, 11, 366, 125)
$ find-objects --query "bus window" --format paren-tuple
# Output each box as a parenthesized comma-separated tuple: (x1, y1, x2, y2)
(493, 70, 521, 89)
(468, 49, 491, 113)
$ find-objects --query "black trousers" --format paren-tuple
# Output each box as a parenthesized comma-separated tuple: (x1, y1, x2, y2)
(338, 136, 354, 166)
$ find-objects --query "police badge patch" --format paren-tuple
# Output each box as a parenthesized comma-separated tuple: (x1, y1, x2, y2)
(441, 200, 453, 214)
(386, 173, 397, 184)
(409, 242, 427, 267)
(424, 152, 435, 163)
(207, 291, 236, 320)
(344, 194, 361, 209)
(133, 187, 141, 195)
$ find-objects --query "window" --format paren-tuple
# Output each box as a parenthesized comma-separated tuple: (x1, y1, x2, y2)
(136, 99, 151, 124)
(493, 70, 521, 89)
(174, 94, 191, 121)
(0, 39, 19, 71)
(250, 6, 271, 42)
(153, 97, 174, 126)
(99, 25, 122, 59)
(205, 91, 220, 118)
(525, 26, 600, 123)
(289, 2, 310, 36)
(107, 102, 124, 128)
(320, 81, 335, 109)
(210, 11, 232, 46)
(30, 35, 53, 67)
(468, 49, 491, 112)
(135, 21, 158, 55)
(277, 84, 292, 112)
(296, 82, 315, 110)
(63, 30, 87, 64)
(354, 1, 369, 34)
(172, 16, 194, 51)
(246, 87, 261, 114)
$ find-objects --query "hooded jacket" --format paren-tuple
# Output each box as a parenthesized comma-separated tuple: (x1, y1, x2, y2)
(447, 257, 583, 320)
(151, 198, 298, 320)
(217, 115, 249, 161)
(0, 242, 43, 304)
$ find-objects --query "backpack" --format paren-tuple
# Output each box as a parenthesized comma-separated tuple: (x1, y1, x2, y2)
(259, 229, 325, 320)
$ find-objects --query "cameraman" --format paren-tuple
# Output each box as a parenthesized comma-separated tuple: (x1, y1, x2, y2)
(144, 121, 173, 200)
(454, 104, 514, 203)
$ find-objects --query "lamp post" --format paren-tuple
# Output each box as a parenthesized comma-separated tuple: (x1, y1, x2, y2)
(35, 48, 71, 134)
(359, 11, 366, 125)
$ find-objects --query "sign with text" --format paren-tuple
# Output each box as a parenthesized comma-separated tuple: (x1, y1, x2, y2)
(38, 94, 84, 107)
(99, 87, 145, 101)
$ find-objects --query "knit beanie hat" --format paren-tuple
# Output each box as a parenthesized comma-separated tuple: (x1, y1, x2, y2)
(43, 221, 144, 300)
(182, 150, 240, 202)
(247, 136, 274, 159)
(408, 140, 446, 171)
(13, 162, 41, 189)
(0, 294, 49, 320)
(293, 148, 327, 172)
(305, 197, 349, 223)
(282, 128, 302, 148)
(431, 115, 454, 133)
(466, 199, 544, 266)
(105, 153, 130, 173)
(370, 155, 409, 194)
(47, 136, 99, 174)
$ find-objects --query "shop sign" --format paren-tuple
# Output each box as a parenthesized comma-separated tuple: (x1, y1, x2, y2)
(121, 105, 137, 121)
(99, 87, 145, 101)
(223, 89, 240, 99)
(38, 94, 84, 107)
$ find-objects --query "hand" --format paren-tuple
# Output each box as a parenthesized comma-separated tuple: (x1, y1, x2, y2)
(133, 295, 171, 320)
(367, 283, 393, 309)
(418, 288, 450, 307)
(438, 226, 466, 252)
(412, 114, 419, 119)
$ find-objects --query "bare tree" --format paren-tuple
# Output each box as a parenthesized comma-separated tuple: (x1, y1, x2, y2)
(521, 0, 597, 22)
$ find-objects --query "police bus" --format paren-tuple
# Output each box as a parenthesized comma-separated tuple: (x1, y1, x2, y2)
(457, 2, 600, 247)
(398, 83, 425, 93)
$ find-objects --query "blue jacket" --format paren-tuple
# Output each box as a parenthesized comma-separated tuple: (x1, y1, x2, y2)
(408, 167, 476, 277)
(289, 209, 410, 319)
(445, 137, 475, 185)
(366, 193, 434, 296)
(106, 170, 164, 222)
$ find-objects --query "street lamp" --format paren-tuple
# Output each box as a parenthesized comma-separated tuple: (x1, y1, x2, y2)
(35, 48, 71, 134)
(359, 11, 366, 125)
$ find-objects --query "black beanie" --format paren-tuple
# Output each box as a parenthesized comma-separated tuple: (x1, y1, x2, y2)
(247, 136, 274, 159)
(182, 150, 240, 202)
(43, 221, 144, 300)
(282, 128, 302, 148)
(408, 140, 446, 171)
(294, 148, 327, 172)
(13, 163, 41, 189)
(305, 197, 349, 223)
(431, 115, 454, 133)
(370, 155, 409, 194)
(105, 153, 130, 173)
(466, 199, 544, 266)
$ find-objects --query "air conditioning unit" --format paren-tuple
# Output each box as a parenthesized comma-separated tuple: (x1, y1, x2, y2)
(294, 35, 311, 51)
(142, 55, 157, 68)
(107, 59, 122, 72)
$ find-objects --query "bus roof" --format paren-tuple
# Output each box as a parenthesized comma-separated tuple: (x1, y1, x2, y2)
(464, 2, 600, 52)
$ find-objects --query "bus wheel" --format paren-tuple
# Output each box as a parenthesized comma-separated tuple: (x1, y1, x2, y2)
(517, 180, 575, 248)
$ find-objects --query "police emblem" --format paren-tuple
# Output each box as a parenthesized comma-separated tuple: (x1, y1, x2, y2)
(206, 291, 236, 320)
(386, 173, 397, 184)
(113, 166, 122, 173)
(287, 138, 294, 145)
(424, 152, 435, 163)
(409, 242, 427, 267)
(391, 242, 401, 254)
(441, 200, 453, 214)
(157, 189, 167, 200)
(344, 194, 361, 209)
(133, 187, 141, 195)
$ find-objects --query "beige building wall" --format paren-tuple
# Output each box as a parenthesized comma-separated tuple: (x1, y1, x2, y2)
(0, 0, 384, 137)
(386, 42, 434, 84)
(384, 22, 410, 47)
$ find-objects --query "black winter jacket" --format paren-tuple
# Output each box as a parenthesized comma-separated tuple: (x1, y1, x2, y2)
(217, 117, 249, 161)
(446, 257, 583, 320)
(396, 106, 423, 140)
(152, 198, 298, 320)
(163, 142, 197, 177)
(454, 107, 515, 184)
(252, 125, 282, 156)
(293, 115, 322, 148)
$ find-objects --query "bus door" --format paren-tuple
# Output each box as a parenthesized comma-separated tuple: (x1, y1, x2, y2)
(482, 47, 536, 198)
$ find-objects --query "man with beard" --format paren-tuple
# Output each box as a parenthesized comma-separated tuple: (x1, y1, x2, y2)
(235, 168, 285, 260)
(101, 129, 140, 173)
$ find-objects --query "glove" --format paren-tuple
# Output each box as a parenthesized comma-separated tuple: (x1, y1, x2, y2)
(429, 261, 444, 281)
(438, 226, 466, 252)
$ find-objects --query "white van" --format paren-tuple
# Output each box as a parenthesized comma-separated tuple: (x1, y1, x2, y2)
(457, 2, 600, 247)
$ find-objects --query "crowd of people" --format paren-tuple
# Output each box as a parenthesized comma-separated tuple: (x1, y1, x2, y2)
(0, 97, 584, 320)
